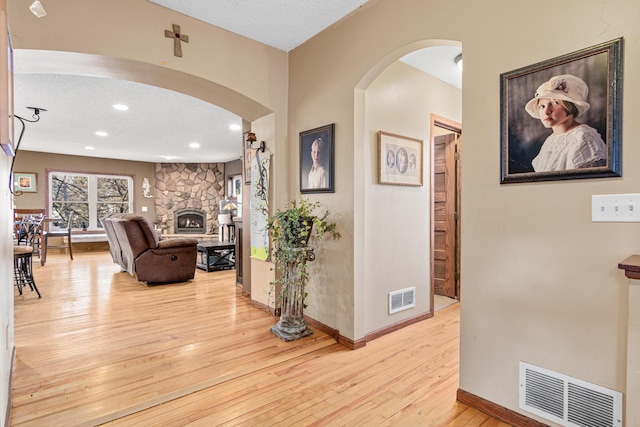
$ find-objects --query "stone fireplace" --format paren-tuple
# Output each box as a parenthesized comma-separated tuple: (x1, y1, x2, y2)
(174, 208, 206, 234)
(155, 163, 226, 234)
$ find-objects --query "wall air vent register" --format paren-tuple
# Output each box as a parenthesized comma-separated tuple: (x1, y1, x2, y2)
(519, 362, 622, 427)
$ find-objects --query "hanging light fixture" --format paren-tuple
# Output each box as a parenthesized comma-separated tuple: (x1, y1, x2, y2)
(10, 107, 46, 195)
(29, 0, 47, 18)
(454, 53, 463, 71)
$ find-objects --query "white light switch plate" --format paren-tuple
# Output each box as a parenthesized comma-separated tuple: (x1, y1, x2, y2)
(592, 193, 640, 222)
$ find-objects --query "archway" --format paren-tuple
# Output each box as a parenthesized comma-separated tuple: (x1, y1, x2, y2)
(353, 39, 462, 341)
(15, 50, 272, 123)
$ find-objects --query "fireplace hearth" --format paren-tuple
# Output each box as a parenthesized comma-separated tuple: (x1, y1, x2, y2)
(174, 208, 206, 234)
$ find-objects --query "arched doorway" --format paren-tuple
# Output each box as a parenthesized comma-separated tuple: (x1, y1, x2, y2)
(354, 40, 462, 340)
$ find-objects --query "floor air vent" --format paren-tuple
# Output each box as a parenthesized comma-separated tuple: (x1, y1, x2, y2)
(519, 362, 622, 427)
(389, 287, 415, 314)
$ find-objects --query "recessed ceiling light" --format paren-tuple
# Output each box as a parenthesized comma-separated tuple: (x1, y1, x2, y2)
(113, 104, 129, 111)
(95, 131, 108, 137)
(85, 146, 95, 150)
(160, 155, 177, 160)
(189, 142, 200, 149)
(229, 124, 242, 131)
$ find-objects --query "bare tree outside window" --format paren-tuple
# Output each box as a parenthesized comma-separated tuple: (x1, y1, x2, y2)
(50, 172, 133, 229)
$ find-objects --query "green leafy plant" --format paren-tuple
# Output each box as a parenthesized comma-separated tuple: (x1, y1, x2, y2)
(267, 198, 341, 309)
(268, 198, 340, 248)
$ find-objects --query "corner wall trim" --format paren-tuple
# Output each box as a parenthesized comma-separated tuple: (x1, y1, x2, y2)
(249, 299, 279, 317)
(5, 346, 15, 427)
(338, 335, 366, 350)
(456, 388, 549, 427)
(304, 315, 340, 342)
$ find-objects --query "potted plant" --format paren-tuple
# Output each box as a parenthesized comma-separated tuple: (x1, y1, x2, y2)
(267, 198, 340, 341)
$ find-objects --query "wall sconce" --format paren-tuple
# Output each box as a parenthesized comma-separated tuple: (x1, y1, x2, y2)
(29, 0, 47, 18)
(246, 132, 265, 153)
(454, 53, 463, 71)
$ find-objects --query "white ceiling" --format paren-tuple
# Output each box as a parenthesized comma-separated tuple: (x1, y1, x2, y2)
(13, 1, 461, 163)
(400, 46, 462, 90)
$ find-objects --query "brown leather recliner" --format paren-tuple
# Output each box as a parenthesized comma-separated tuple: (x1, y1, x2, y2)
(100, 213, 198, 284)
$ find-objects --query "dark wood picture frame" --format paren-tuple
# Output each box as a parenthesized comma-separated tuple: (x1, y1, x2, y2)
(300, 123, 335, 193)
(500, 38, 623, 184)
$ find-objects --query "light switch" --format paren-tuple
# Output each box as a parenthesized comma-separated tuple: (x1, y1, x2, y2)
(592, 193, 640, 222)
(141, 206, 148, 212)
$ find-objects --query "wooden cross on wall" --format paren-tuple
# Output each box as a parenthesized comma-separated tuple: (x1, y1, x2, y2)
(165, 24, 189, 57)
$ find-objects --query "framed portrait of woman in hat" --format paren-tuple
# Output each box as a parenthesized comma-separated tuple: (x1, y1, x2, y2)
(500, 38, 623, 184)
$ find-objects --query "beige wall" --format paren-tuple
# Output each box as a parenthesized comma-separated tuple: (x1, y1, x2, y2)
(362, 61, 461, 333)
(12, 151, 157, 223)
(288, 0, 640, 423)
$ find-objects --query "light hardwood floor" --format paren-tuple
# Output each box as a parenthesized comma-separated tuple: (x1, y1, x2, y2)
(11, 251, 508, 426)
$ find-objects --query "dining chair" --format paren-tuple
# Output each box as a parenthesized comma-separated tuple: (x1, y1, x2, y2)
(14, 215, 44, 298)
(41, 212, 74, 266)
(14, 208, 46, 240)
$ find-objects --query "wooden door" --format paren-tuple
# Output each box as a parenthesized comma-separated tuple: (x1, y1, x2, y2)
(432, 124, 461, 299)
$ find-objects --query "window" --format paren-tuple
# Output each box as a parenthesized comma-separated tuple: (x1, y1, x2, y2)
(227, 174, 242, 199)
(226, 174, 242, 216)
(48, 172, 133, 230)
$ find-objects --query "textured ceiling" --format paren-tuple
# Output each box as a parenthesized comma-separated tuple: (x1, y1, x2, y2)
(400, 46, 462, 90)
(13, 1, 461, 164)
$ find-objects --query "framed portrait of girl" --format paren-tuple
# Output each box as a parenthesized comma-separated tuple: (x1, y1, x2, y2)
(500, 38, 623, 184)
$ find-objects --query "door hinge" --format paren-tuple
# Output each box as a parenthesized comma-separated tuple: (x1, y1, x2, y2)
(454, 152, 461, 161)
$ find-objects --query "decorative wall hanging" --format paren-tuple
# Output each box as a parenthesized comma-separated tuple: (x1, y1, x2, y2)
(164, 24, 189, 57)
(249, 143, 271, 261)
(500, 38, 623, 184)
(378, 131, 423, 186)
(13, 172, 37, 193)
(142, 177, 153, 198)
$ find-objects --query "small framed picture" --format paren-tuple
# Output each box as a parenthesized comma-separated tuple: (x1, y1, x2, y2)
(13, 172, 37, 193)
(300, 123, 335, 193)
(500, 38, 623, 183)
(378, 131, 423, 186)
